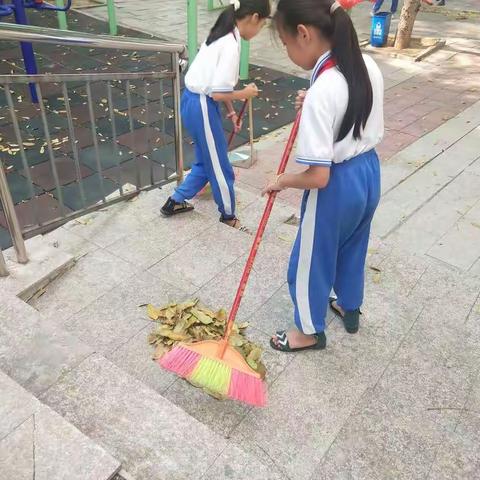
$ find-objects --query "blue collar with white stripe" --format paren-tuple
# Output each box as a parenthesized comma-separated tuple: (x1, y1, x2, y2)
(310, 51, 333, 87)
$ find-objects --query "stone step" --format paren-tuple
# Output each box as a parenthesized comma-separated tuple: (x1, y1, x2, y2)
(0, 370, 121, 480)
(1, 294, 281, 479)
(28, 183, 298, 440)
(1, 234, 75, 302)
(6, 170, 480, 479)
(387, 168, 480, 263)
(380, 100, 480, 195)
(0, 224, 283, 479)
(0, 293, 96, 397)
(374, 121, 480, 239)
(38, 354, 283, 480)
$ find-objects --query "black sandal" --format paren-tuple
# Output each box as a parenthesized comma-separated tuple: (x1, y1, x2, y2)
(219, 216, 252, 234)
(161, 197, 194, 217)
(329, 297, 360, 334)
(270, 330, 326, 352)
(329, 297, 343, 318)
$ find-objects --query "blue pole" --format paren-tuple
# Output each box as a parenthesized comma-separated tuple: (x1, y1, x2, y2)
(12, 0, 39, 103)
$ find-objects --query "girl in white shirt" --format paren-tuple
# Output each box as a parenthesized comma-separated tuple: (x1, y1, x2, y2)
(161, 0, 271, 232)
(266, 0, 384, 352)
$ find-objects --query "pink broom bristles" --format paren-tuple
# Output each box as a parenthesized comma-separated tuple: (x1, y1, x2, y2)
(228, 369, 267, 407)
(160, 345, 266, 407)
(160, 346, 200, 378)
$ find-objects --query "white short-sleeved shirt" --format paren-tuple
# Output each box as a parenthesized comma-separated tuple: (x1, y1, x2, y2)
(296, 52, 384, 167)
(185, 27, 241, 96)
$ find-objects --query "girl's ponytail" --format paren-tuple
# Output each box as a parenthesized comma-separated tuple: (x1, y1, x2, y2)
(206, 5, 236, 45)
(330, 5, 373, 140)
(206, 0, 271, 46)
(274, 0, 373, 142)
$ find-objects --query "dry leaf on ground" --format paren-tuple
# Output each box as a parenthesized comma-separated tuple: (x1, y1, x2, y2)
(146, 300, 267, 397)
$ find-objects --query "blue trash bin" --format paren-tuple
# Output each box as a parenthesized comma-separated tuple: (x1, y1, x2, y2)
(370, 12, 392, 47)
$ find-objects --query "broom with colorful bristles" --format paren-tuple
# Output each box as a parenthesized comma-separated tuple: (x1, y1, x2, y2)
(160, 112, 302, 407)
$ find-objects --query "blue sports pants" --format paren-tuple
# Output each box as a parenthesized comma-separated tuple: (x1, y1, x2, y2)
(172, 89, 235, 220)
(288, 149, 381, 334)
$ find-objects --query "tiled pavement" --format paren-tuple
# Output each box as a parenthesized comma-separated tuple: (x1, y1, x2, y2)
(16, 104, 480, 476)
(1, 99, 480, 480)
(2, 3, 480, 479)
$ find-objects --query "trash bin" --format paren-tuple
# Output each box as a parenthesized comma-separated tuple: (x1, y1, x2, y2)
(370, 12, 392, 47)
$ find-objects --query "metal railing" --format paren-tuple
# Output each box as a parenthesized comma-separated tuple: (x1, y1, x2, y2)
(0, 248, 7, 276)
(0, 23, 186, 275)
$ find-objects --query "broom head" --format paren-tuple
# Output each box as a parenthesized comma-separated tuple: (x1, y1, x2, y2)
(159, 340, 266, 407)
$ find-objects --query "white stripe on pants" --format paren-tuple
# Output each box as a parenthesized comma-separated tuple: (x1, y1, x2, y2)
(199, 94, 232, 216)
(295, 189, 318, 334)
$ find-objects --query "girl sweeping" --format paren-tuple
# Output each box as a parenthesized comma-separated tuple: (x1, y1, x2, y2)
(265, 0, 384, 352)
(161, 0, 271, 231)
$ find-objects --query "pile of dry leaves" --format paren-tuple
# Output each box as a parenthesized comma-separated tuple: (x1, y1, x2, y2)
(146, 300, 266, 379)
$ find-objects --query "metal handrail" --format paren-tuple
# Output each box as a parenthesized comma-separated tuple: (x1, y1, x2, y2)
(0, 248, 8, 277)
(0, 22, 186, 54)
(0, 23, 186, 275)
(0, 71, 175, 83)
(0, 161, 28, 265)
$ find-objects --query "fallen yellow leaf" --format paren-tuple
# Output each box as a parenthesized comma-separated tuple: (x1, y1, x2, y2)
(147, 303, 161, 320)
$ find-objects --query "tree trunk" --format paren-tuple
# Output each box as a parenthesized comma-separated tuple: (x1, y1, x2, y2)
(394, 0, 422, 49)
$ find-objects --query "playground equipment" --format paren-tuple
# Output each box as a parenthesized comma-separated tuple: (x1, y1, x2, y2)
(59, 0, 118, 36)
(0, 0, 118, 102)
(188, 0, 250, 80)
(0, 0, 72, 101)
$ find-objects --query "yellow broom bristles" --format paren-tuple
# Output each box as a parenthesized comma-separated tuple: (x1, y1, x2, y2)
(188, 357, 232, 396)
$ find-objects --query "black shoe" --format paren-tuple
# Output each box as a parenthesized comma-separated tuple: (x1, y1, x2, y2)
(343, 310, 360, 334)
(270, 330, 327, 352)
(160, 197, 194, 217)
(329, 297, 360, 334)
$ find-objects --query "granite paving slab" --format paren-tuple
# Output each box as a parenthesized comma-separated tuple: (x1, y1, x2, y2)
(0, 370, 120, 480)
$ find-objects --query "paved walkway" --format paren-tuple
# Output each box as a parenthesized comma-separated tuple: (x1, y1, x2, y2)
(1, 95, 479, 478)
(1, 3, 480, 479)
(84, 0, 480, 73)
(2, 94, 480, 480)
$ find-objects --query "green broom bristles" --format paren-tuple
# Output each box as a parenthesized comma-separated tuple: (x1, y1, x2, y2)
(189, 357, 232, 396)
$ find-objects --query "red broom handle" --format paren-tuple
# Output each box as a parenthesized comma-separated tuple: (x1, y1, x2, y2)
(227, 99, 248, 148)
(220, 112, 302, 354)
